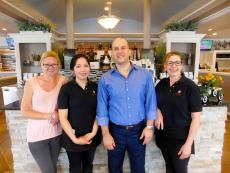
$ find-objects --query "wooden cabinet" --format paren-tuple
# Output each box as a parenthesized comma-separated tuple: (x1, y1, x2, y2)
(160, 31, 205, 81)
(9, 33, 56, 83)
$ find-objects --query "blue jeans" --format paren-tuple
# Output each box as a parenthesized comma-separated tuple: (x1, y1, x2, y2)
(108, 121, 146, 173)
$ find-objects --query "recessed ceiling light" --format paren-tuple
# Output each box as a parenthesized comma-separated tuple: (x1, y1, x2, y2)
(104, 6, 109, 11)
(106, 1, 112, 5)
(2, 28, 7, 31)
(212, 32, 217, 36)
(208, 28, 213, 31)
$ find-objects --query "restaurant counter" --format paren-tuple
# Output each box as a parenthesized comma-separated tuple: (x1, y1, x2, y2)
(3, 99, 228, 173)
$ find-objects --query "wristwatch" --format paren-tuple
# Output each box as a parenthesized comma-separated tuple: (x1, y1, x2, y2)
(146, 125, 154, 130)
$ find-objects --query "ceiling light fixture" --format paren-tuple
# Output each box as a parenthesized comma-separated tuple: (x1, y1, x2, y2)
(212, 32, 217, 36)
(97, 1, 121, 30)
(104, 6, 109, 11)
(208, 28, 213, 31)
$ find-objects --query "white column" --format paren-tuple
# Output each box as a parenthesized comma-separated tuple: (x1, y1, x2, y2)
(66, 0, 74, 49)
(144, 0, 151, 49)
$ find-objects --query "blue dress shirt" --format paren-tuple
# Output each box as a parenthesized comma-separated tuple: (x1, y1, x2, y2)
(97, 65, 157, 126)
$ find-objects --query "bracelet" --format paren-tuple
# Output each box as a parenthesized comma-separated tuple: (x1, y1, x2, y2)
(146, 125, 154, 130)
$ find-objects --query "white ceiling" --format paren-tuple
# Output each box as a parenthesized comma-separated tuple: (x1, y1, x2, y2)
(0, 0, 229, 39)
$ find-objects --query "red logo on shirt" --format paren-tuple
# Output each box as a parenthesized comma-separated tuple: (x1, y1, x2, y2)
(92, 90, 96, 96)
(175, 90, 182, 96)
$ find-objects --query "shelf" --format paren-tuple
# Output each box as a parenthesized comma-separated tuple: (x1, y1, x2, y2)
(160, 32, 205, 81)
(22, 64, 41, 67)
(0, 71, 16, 77)
(0, 71, 16, 73)
(213, 50, 230, 54)
(9, 33, 57, 83)
(0, 49, 15, 55)
(199, 70, 230, 76)
(0, 71, 16, 74)
(0, 50, 16, 72)
(216, 58, 230, 61)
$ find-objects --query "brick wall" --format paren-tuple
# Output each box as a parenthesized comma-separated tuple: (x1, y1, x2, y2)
(5, 106, 227, 173)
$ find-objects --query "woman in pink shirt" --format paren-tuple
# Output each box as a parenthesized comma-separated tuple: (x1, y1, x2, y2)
(21, 51, 68, 173)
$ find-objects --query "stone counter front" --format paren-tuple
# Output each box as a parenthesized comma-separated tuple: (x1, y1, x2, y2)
(5, 106, 227, 173)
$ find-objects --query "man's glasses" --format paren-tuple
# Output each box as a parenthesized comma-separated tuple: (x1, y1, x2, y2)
(42, 64, 58, 69)
(166, 61, 182, 66)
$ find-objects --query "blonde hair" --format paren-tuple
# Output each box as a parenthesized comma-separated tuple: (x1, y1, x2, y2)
(40, 51, 61, 67)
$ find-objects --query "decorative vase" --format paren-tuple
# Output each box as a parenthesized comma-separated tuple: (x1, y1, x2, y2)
(33, 61, 40, 66)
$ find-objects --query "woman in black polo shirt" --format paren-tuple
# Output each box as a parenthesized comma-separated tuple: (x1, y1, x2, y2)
(58, 54, 101, 173)
(154, 51, 202, 173)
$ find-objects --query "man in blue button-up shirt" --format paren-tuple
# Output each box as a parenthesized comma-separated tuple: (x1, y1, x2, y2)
(97, 38, 157, 173)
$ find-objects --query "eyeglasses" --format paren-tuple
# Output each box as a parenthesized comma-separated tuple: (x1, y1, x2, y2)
(166, 61, 182, 66)
(42, 64, 58, 69)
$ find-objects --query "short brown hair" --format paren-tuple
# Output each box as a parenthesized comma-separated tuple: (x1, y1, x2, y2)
(164, 51, 182, 65)
(112, 37, 129, 49)
(40, 51, 61, 67)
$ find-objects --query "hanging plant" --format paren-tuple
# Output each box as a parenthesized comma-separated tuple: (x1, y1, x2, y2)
(164, 21, 198, 32)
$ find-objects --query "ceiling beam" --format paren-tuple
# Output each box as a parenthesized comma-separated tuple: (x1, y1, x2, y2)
(161, 0, 230, 30)
(0, 0, 57, 29)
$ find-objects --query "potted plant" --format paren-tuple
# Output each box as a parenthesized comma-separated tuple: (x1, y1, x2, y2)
(164, 21, 198, 32)
(17, 20, 51, 33)
(32, 54, 41, 66)
(154, 42, 166, 78)
(198, 72, 224, 104)
(154, 42, 166, 64)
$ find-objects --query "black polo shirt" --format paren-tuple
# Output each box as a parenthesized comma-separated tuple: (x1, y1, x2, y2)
(156, 75, 202, 128)
(58, 80, 101, 151)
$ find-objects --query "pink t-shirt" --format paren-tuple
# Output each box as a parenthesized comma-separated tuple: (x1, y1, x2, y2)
(26, 75, 67, 142)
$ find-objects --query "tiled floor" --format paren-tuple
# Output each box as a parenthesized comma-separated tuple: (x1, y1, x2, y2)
(0, 111, 230, 173)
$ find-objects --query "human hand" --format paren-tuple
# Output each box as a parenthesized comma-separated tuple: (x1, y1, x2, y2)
(103, 133, 116, 150)
(49, 111, 59, 125)
(178, 143, 191, 159)
(140, 127, 153, 145)
(155, 109, 164, 130)
(82, 132, 96, 141)
(72, 135, 92, 145)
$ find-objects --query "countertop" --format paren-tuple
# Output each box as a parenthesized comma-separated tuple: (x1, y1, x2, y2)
(1, 99, 228, 111)
(1, 100, 21, 110)
(199, 70, 230, 76)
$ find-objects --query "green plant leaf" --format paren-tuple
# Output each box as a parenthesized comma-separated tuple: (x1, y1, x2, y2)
(16, 20, 52, 32)
(164, 21, 197, 32)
